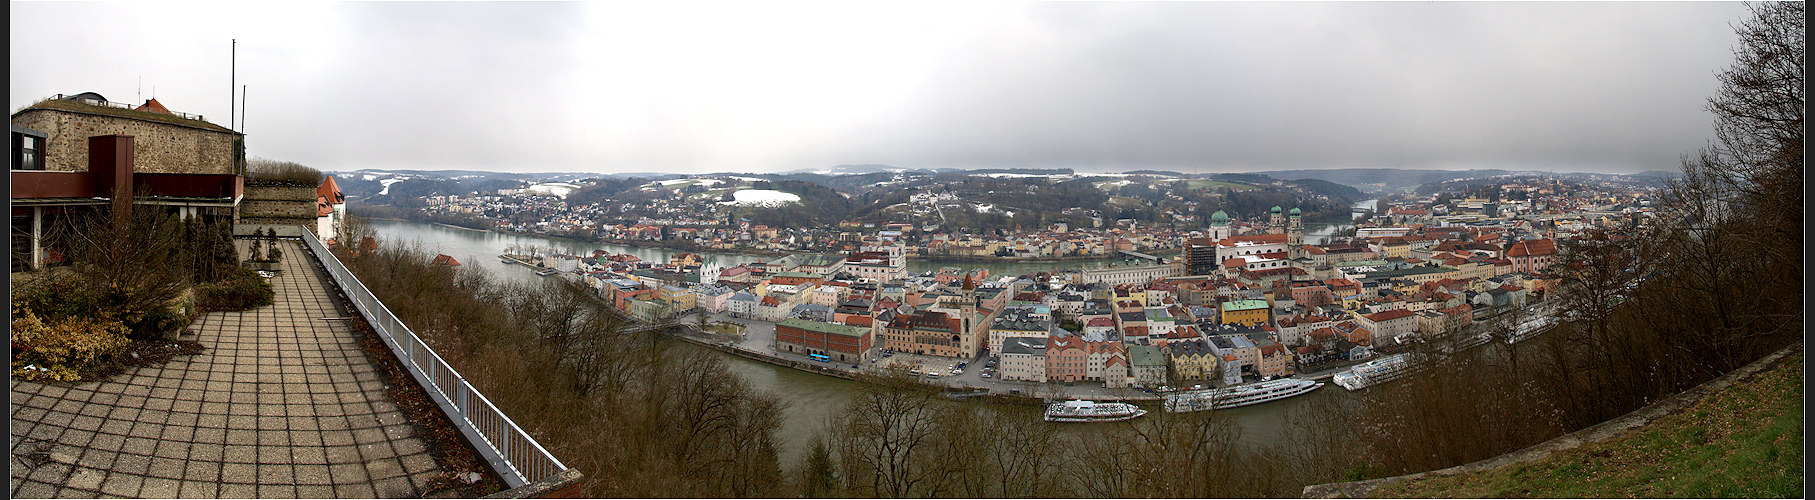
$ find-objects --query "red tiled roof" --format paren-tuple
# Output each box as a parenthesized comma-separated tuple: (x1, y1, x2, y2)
(317, 176, 344, 203)
(135, 98, 172, 115)
(1364, 309, 1417, 322)
(1507, 238, 1557, 257)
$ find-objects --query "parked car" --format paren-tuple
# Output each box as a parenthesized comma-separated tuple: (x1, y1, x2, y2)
(981, 373, 992, 379)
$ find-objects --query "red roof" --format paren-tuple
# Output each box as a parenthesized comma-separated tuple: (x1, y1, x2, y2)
(431, 254, 461, 266)
(1220, 233, 1289, 246)
(1507, 238, 1557, 257)
(318, 176, 345, 203)
(1364, 309, 1417, 322)
(135, 98, 172, 115)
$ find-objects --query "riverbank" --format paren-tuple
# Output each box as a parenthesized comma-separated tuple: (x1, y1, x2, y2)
(912, 251, 1176, 265)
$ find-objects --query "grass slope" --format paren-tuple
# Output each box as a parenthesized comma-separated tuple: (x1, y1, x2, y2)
(1374, 352, 1804, 498)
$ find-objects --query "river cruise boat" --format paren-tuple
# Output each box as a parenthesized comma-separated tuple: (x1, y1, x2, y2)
(1043, 400, 1148, 423)
(1332, 354, 1412, 391)
(1161, 377, 1324, 412)
(1443, 332, 1493, 354)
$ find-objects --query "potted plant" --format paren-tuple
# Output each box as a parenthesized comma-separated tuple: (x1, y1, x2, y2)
(244, 228, 283, 271)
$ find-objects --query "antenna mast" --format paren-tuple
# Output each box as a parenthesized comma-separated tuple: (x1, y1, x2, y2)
(230, 39, 236, 131)
(241, 85, 247, 135)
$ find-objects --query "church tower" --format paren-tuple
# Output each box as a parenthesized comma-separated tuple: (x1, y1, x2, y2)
(1269, 206, 1285, 234)
(1209, 210, 1232, 241)
(1287, 207, 1304, 259)
(959, 274, 980, 358)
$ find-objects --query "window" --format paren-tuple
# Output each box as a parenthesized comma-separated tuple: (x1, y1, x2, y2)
(12, 132, 44, 170)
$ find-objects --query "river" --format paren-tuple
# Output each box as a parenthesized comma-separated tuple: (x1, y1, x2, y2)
(365, 219, 1140, 283)
(363, 203, 1376, 464)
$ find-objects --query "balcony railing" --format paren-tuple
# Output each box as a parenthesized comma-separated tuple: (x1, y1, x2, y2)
(297, 229, 568, 488)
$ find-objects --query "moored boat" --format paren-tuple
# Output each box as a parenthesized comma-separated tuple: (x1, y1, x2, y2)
(1162, 377, 1324, 412)
(1332, 354, 1412, 391)
(1044, 400, 1148, 423)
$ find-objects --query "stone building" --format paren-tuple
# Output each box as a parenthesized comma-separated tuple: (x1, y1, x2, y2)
(11, 93, 244, 271)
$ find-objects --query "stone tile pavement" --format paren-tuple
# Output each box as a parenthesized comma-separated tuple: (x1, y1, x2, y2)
(10, 240, 445, 498)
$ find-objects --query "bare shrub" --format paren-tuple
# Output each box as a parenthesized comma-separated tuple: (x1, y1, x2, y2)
(246, 157, 324, 186)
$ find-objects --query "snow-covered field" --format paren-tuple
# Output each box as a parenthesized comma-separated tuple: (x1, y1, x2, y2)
(377, 178, 406, 196)
(524, 182, 581, 198)
(716, 189, 801, 207)
(659, 178, 725, 187)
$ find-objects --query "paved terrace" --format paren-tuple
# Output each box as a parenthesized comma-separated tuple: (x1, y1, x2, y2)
(10, 240, 444, 498)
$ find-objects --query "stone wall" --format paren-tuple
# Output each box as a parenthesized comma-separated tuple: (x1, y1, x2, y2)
(11, 107, 238, 175)
(240, 185, 319, 234)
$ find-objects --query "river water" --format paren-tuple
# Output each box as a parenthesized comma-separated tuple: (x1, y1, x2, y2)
(365, 198, 1377, 464)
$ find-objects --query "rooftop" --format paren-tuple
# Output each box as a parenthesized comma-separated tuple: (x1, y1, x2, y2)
(19, 95, 236, 134)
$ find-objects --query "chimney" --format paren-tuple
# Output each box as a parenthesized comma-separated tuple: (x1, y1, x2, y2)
(89, 135, 135, 223)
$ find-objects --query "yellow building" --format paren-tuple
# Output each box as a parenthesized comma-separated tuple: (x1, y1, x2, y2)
(1167, 339, 1218, 381)
(1220, 300, 1270, 326)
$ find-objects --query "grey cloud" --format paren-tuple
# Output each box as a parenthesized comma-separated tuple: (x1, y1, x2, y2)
(10, 2, 1751, 175)
(833, 2, 1748, 173)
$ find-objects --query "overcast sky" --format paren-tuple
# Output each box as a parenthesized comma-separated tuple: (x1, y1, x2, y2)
(11, 1, 1750, 175)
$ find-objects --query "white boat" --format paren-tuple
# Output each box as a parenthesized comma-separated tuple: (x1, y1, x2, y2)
(1443, 332, 1493, 354)
(1162, 378, 1324, 412)
(535, 268, 560, 276)
(1503, 317, 1556, 344)
(1043, 400, 1148, 423)
(1332, 354, 1412, 391)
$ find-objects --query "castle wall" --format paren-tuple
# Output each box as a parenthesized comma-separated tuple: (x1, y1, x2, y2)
(12, 108, 238, 175)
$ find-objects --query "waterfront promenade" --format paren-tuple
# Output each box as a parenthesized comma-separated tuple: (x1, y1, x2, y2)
(9, 241, 450, 498)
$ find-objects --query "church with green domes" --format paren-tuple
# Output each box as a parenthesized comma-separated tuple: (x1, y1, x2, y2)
(1206, 205, 1306, 260)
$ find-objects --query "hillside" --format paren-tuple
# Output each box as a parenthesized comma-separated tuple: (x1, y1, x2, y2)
(1368, 349, 1803, 498)
(340, 167, 1363, 232)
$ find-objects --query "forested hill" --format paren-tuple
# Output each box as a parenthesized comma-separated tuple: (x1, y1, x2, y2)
(332, 168, 1365, 231)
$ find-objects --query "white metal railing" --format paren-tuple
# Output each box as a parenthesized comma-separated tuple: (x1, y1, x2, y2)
(298, 230, 567, 488)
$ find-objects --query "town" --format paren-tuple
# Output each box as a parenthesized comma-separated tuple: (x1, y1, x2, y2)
(472, 172, 1663, 397)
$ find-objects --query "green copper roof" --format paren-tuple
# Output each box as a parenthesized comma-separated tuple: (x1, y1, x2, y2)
(1211, 210, 1230, 224)
(1290, 207, 1301, 216)
(1271, 205, 1282, 213)
(1220, 299, 1269, 311)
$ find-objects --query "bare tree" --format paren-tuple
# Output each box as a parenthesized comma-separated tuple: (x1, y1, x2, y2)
(829, 366, 945, 498)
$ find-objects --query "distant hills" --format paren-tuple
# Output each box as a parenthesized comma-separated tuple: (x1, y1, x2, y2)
(326, 165, 1674, 203)
(1250, 168, 1677, 193)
